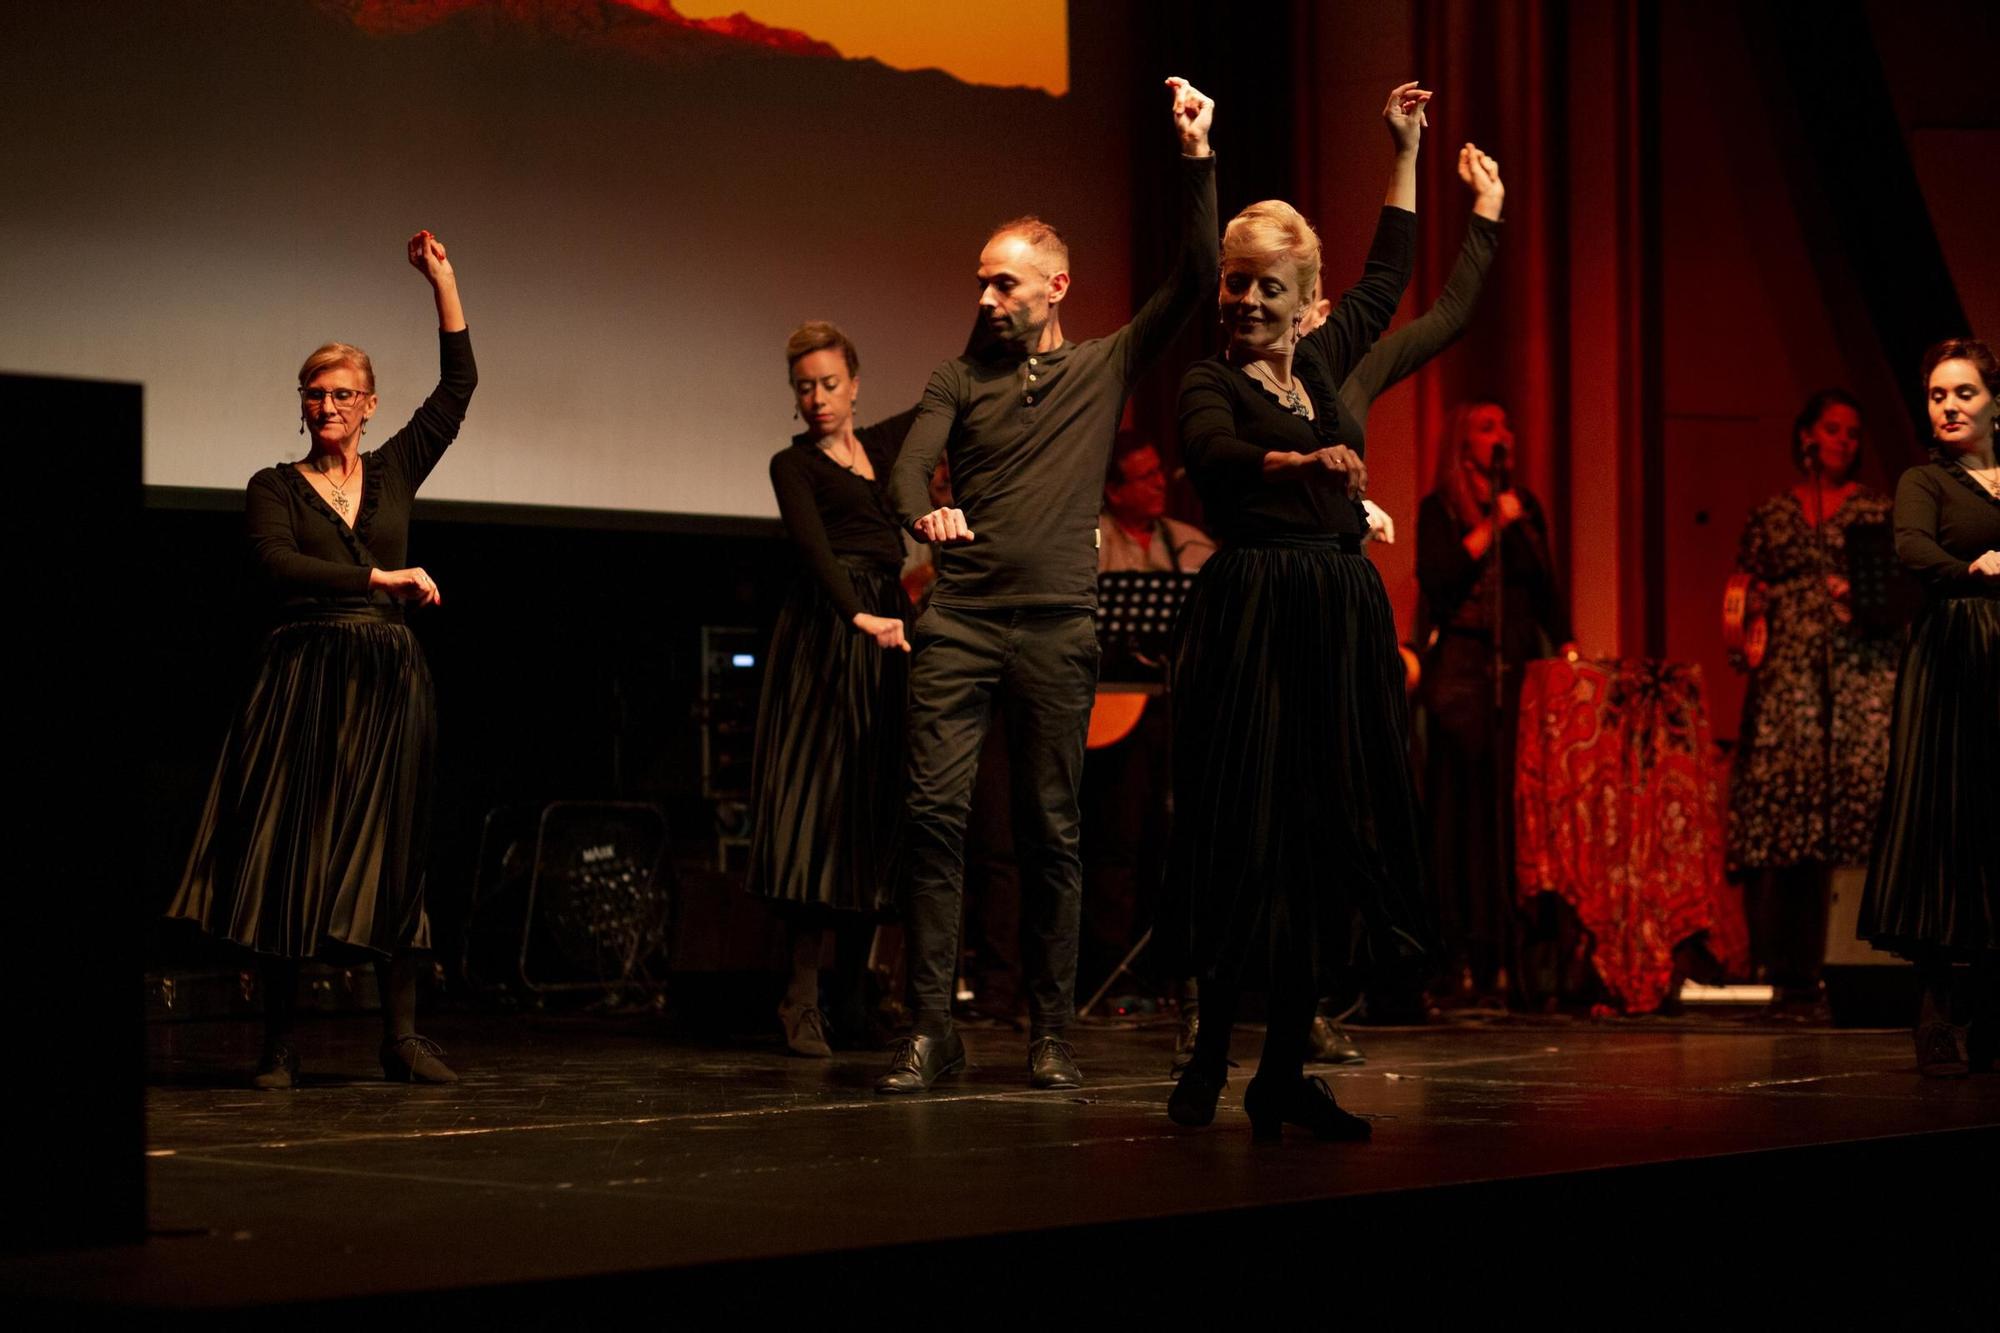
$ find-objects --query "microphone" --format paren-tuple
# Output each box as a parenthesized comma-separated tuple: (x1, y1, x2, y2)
(1489, 441, 1512, 495)
(1801, 437, 1822, 474)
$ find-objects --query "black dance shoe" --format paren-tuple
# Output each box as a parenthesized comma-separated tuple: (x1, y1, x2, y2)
(1915, 1023, 1968, 1079)
(1242, 1074, 1372, 1143)
(779, 1002, 833, 1058)
(1307, 1016, 1366, 1065)
(381, 1035, 459, 1084)
(1167, 1064, 1226, 1127)
(1028, 1036, 1082, 1089)
(875, 1031, 966, 1094)
(251, 1042, 300, 1091)
(1170, 1005, 1199, 1076)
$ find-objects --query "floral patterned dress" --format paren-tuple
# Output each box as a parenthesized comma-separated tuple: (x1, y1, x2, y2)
(1726, 490, 1900, 869)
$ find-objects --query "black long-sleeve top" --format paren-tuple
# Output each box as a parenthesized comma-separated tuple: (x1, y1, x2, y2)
(888, 154, 1219, 610)
(244, 328, 477, 617)
(768, 407, 921, 621)
(1337, 213, 1499, 433)
(1894, 460, 2000, 599)
(1179, 207, 1415, 544)
(1415, 487, 1571, 657)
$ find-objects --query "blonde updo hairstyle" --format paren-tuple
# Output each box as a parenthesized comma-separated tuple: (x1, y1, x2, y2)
(297, 342, 376, 393)
(1221, 200, 1322, 302)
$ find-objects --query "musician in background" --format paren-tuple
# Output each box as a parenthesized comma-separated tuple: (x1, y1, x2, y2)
(1728, 389, 1898, 1008)
(1097, 433, 1218, 573)
(1080, 435, 1215, 1037)
(1416, 399, 1570, 1007)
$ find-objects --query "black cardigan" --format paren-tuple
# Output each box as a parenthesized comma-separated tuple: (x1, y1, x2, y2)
(244, 328, 477, 616)
(768, 407, 920, 621)
(1179, 207, 1415, 544)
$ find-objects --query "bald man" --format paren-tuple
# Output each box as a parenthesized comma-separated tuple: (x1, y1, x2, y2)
(881, 78, 1219, 1093)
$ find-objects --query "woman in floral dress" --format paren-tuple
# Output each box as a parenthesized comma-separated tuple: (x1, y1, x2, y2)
(1727, 389, 1899, 1000)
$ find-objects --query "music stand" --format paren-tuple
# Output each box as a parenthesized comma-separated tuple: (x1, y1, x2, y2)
(1093, 570, 1197, 688)
(1079, 570, 1197, 1017)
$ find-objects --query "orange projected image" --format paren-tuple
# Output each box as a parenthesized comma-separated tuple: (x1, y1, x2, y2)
(662, 0, 1069, 94)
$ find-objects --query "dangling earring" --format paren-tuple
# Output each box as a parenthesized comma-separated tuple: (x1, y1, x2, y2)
(299, 419, 305, 435)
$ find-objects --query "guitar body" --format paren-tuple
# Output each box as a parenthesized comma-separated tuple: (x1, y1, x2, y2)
(1721, 573, 1768, 670)
(1086, 692, 1149, 749)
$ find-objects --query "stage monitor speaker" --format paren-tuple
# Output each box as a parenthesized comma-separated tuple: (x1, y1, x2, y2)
(1823, 864, 1916, 1027)
(462, 801, 676, 997)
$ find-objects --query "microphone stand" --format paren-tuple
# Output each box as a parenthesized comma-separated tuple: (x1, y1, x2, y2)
(1489, 444, 1513, 1004)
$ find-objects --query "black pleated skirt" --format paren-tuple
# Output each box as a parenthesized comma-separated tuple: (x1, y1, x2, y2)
(1163, 540, 1431, 990)
(169, 608, 436, 959)
(744, 564, 909, 917)
(1858, 591, 1999, 958)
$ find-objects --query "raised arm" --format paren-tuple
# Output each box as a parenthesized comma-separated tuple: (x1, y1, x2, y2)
(1339, 145, 1501, 420)
(1380, 80, 1430, 213)
(374, 231, 477, 493)
(1119, 77, 1221, 379)
(889, 366, 973, 544)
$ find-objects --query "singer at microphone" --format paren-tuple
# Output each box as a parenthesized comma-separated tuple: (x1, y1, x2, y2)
(1414, 400, 1573, 1007)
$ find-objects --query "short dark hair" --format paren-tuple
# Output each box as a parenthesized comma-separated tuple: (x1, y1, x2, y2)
(1790, 388, 1861, 477)
(784, 320, 859, 377)
(988, 216, 1069, 276)
(1106, 432, 1158, 489)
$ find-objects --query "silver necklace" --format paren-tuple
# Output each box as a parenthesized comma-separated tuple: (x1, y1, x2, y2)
(1246, 360, 1310, 418)
(314, 454, 361, 516)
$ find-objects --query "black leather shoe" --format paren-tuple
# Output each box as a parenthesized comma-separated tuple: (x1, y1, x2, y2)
(381, 1035, 459, 1084)
(1916, 1022, 1968, 1079)
(876, 1031, 966, 1094)
(1242, 1074, 1371, 1143)
(1170, 1005, 1199, 1076)
(1167, 1064, 1226, 1127)
(779, 1002, 833, 1058)
(251, 1041, 300, 1091)
(1307, 1016, 1366, 1065)
(1028, 1035, 1082, 1089)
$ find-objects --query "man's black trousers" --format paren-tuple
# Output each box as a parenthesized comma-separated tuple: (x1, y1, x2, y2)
(903, 602, 1099, 1039)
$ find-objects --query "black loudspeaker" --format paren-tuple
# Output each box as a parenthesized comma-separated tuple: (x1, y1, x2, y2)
(1823, 865, 1918, 1027)
(461, 802, 676, 996)
(3, 374, 146, 1250)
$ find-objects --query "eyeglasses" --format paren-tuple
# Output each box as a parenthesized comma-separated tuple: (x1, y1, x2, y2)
(299, 387, 370, 406)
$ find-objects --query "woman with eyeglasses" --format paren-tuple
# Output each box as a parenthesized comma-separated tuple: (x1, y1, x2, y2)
(169, 231, 475, 1089)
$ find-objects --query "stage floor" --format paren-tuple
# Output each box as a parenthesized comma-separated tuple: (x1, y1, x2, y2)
(9, 1013, 2000, 1319)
